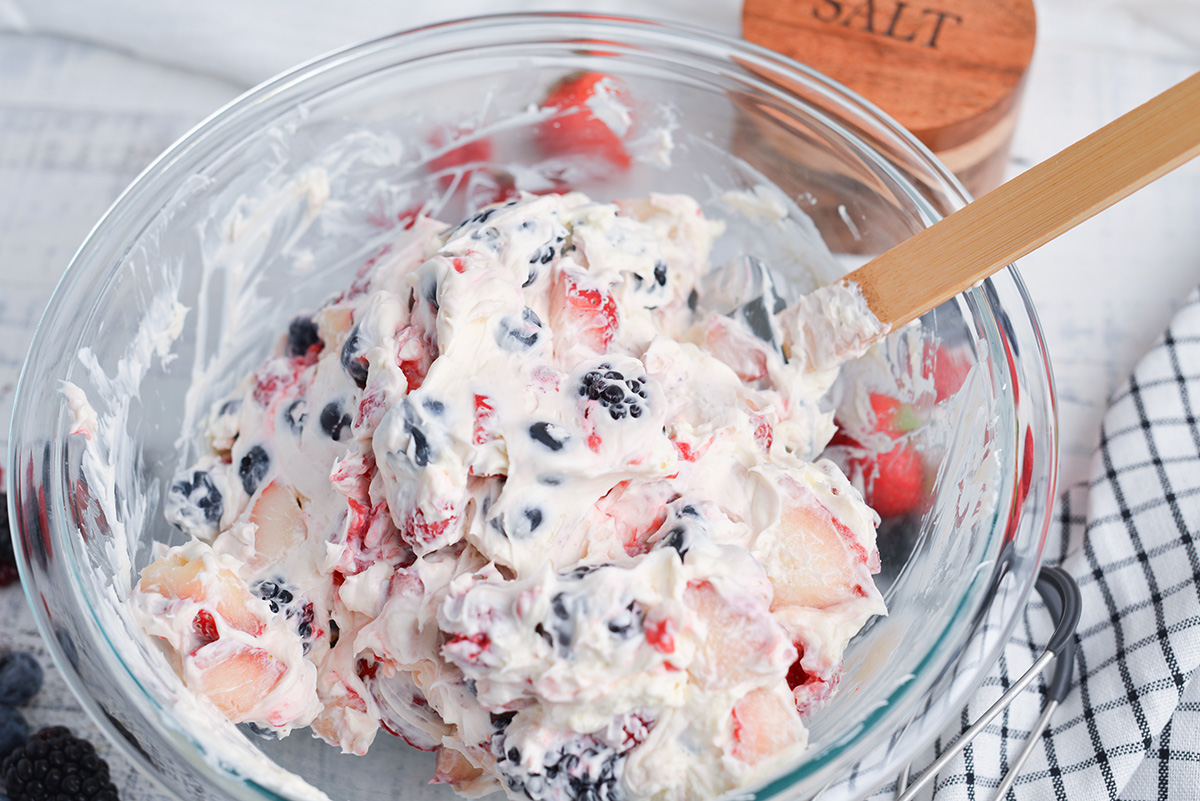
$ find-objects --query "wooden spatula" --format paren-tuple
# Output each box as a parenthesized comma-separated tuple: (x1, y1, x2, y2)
(802, 71, 1200, 369)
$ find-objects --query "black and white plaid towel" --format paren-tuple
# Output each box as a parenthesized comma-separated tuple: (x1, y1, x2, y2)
(878, 287, 1200, 800)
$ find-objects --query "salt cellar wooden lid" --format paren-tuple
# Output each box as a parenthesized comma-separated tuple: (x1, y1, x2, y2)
(742, 0, 1036, 195)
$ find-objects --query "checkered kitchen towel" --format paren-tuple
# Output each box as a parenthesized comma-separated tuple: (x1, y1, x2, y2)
(887, 286, 1200, 800)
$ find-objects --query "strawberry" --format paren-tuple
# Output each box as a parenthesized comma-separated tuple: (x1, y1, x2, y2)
(535, 71, 632, 169)
(548, 270, 619, 353)
(922, 341, 971, 402)
(859, 443, 924, 518)
(840, 393, 926, 518)
(868, 393, 921, 436)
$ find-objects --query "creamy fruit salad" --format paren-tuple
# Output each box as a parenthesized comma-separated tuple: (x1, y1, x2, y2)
(128, 190, 887, 801)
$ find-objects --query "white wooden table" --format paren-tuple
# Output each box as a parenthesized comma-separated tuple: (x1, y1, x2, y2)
(0, 2, 1197, 798)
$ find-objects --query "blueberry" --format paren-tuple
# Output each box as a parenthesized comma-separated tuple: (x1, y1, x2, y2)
(340, 327, 369, 388)
(663, 526, 687, 557)
(607, 601, 645, 639)
(473, 226, 501, 243)
(529, 242, 557, 265)
(548, 593, 574, 654)
(552, 594, 570, 617)
(654, 260, 668, 286)
(497, 307, 543, 351)
(504, 505, 545, 540)
(567, 563, 609, 579)
(170, 470, 223, 526)
(408, 425, 432, 466)
(219, 398, 241, 416)
(285, 399, 307, 433)
(653, 502, 709, 559)
(529, 422, 568, 451)
(286, 316, 322, 358)
(470, 208, 497, 225)
(0, 704, 28, 762)
(421, 273, 440, 313)
(0, 653, 42, 707)
(538, 474, 563, 486)
(238, 445, 270, 496)
(490, 711, 517, 731)
(320, 402, 352, 441)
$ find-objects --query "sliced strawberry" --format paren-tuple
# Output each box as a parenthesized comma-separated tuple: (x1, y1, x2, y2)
(189, 643, 286, 721)
(535, 71, 632, 169)
(433, 747, 485, 788)
(549, 271, 619, 353)
(472, 394, 496, 446)
(730, 688, 805, 765)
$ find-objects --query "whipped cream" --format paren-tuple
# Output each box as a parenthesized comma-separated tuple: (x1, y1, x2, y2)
(128, 192, 887, 801)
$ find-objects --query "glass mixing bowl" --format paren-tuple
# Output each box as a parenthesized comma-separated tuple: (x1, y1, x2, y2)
(7, 13, 1056, 801)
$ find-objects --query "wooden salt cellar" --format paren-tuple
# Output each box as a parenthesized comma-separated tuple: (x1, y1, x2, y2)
(741, 0, 1036, 196)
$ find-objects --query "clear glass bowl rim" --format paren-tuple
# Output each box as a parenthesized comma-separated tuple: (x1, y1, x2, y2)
(7, 12, 1058, 801)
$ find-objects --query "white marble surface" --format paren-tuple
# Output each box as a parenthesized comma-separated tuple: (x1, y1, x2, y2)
(0, 2, 1197, 798)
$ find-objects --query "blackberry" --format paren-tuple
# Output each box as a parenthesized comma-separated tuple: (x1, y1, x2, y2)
(255, 583, 316, 652)
(577, 367, 646, 421)
(0, 499, 16, 588)
(492, 728, 626, 801)
(1, 726, 120, 801)
(255, 580, 294, 614)
(0, 654, 42, 707)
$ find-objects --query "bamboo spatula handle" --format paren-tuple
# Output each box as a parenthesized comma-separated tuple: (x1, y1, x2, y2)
(849, 71, 1200, 330)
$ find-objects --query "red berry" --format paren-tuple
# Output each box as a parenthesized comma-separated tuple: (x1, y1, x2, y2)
(923, 342, 971, 401)
(535, 71, 632, 169)
(857, 443, 924, 518)
(868, 392, 921, 436)
(192, 609, 220, 647)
